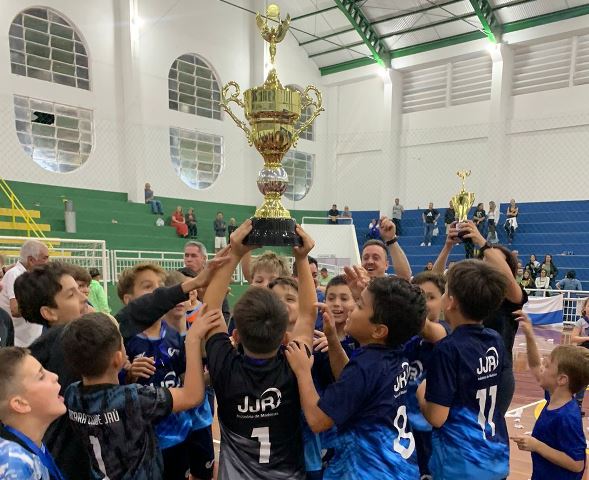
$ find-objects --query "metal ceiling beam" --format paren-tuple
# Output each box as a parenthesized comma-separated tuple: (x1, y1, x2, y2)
(380, 13, 477, 40)
(492, 0, 535, 11)
(292, 5, 338, 22)
(300, 0, 463, 46)
(309, 40, 365, 58)
(319, 56, 376, 76)
(333, 0, 391, 66)
(469, 0, 502, 43)
(390, 30, 486, 58)
(502, 4, 589, 34)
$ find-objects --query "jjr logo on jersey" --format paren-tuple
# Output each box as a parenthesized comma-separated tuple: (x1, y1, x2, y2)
(476, 347, 499, 375)
(237, 388, 282, 414)
(393, 362, 410, 395)
(408, 360, 423, 383)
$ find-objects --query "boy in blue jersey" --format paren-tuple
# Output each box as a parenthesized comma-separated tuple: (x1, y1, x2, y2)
(417, 259, 510, 480)
(512, 311, 588, 480)
(61, 310, 223, 480)
(406, 271, 449, 480)
(0, 347, 65, 480)
(286, 275, 427, 480)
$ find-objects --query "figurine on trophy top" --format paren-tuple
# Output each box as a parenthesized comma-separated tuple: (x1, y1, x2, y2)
(450, 170, 475, 240)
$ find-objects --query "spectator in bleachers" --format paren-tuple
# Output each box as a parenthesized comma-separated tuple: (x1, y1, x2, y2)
(318, 267, 332, 287)
(214, 211, 227, 252)
(541, 254, 558, 288)
(504, 198, 519, 244)
(328, 204, 339, 224)
(391, 198, 404, 235)
(424, 261, 434, 271)
(172, 206, 189, 238)
(556, 270, 582, 291)
(421, 202, 439, 247)
(87, 268, 110, 314)
(472, 202, 487, 237)
(185, 207, 197, 238)
(144, 182, 164, 215)
(486, 201, 500, 244)
(227, 217, 237, 236)
(367, 218, 380, 240)
(526, 254, 541, 279)
(535, 269, 551, 296)
(443, 201, 455, 235)
(342, 206, 352, 221)
(0, 240, 49, 347)
(516, 266, 524, 284)
(520, 269, 534, 289)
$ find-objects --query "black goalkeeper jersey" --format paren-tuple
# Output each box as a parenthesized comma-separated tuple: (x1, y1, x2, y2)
(206, 333, 305, 479)
(64, 382, 173, 480)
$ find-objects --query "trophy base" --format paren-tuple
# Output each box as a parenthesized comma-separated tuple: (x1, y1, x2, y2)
(244, 217, 302, 247)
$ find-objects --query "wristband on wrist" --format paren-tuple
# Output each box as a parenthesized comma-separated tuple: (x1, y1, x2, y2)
(386, 237, 398, 247)
(479, 242, 493, 255)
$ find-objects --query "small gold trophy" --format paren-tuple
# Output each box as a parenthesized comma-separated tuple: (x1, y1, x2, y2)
(220, 4, 324, 245)
(451, 170, 475, 238)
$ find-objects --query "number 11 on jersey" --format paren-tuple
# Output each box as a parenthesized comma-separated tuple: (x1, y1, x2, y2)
(476, 385, 497, 440)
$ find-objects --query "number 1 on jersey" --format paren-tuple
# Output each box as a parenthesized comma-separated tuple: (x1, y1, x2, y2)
(476, 385, 497, 440)
(251, 427, 271, 464)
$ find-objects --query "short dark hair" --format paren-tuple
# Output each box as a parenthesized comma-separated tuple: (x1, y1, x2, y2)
(411, 271, 446, 295)
(62, 312, 122, 378)
(566, 270, 576, 279)
(0, 347, 29, 409)
(14, 262, 71, 325)
(233, 287, 288, 354)
(320, 267, 328, 273)
(325, 275, 348, 296)
(551, 345, 589, 395)
(268, 276, 298, 292)
(446, 260, 508, 321)
(479, 244, 518, 277)
(367, 277, 426, 347)
(362, 239, 388, 257)
(88, 268, 101, 278)
(291, 256, 317, 277)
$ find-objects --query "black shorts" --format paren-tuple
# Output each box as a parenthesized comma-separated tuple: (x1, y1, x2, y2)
(186, 426, 215, 479)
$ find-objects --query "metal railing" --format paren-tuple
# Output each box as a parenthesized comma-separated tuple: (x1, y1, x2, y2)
(302, 216, 354, 225)
(0, 178, 51, 243)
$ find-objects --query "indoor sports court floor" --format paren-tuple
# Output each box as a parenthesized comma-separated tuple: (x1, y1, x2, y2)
(211, 325, 589, 479)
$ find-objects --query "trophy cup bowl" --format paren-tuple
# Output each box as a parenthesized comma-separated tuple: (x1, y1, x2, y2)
(219, 5, 324, 246)
(451, 170, 475, 241)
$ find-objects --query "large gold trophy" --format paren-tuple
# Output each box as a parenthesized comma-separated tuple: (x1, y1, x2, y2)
(220, 4, 324, 245)
(451, 170, 476, 239)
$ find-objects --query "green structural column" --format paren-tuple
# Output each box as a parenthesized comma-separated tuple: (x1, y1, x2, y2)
(469, 0, 502, 43)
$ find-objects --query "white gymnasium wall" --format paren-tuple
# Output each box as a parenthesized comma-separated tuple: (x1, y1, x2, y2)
(0, 0, 329, 210)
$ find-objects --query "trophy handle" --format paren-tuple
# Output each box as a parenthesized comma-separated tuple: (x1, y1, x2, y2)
(292, 85, 324, 147)
(220, 81, 253, 145)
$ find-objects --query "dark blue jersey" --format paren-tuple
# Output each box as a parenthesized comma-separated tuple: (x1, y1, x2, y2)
(125, 322, 191, 449)
(65, 383, 172, 480)
(318, 344, 419, 480)
(531, 398, 586, 480)
(426, 324, 509, 480)
(403, 321, 451, 432)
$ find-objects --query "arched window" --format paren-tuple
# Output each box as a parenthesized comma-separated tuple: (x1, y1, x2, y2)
(14, 95, 93, 173)
(9, 7, 90, 90)
(286, 85, 314, 141)
(168, 54, 221, 119)
(170, 127, 224, 189)
(283, 150, 313, 201)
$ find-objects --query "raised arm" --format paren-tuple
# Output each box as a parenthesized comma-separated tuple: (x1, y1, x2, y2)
(321, 304, 349, 380)
(291, 226, 317, 349)
(432, 223, 459, 274)
(514, 310, 542, 383)
(202, 221, 257, 339)
(463, 220, 523, 303)
(240, 251, 253, 284)
(379, 216, 411, 280)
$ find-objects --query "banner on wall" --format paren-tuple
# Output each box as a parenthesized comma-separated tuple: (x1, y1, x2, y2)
(523, 294, 564, 325)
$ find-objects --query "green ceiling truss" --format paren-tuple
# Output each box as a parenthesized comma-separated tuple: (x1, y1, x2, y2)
(332, 0, 390, 67)
(469, 0, 502, 43)
(319, 3, 589, 76)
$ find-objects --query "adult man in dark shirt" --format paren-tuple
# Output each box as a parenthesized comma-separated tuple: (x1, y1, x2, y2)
(444, 201, 456, 235)
(214, 211, 227, 252)
(421, 202, 439, 247)
(328, 204, 339, 224)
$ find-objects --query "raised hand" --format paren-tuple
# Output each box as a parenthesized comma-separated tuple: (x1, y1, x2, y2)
(379, 216, 396, 242)
(188, 306, 225, 342)
(293, 224, 315, 259)
(513, 309, 533, 335)
(285, 340, 314, 376)
(313, 329, 329, 353)
(128, 356, 156, 381)
(343, 265, 370, 301)
(459, 220, 486, 247)
(229, 220, 259, 258)
(197, 246, 232, 288)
